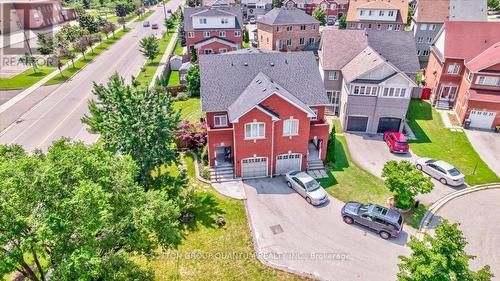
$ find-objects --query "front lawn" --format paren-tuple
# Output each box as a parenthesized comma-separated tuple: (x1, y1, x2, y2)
(0, 67, 55, 90)
(407, 99, 499, 185)
(173, 97, 203, 123)
(167, 70, 180, 86)
(134, 154, 308, 280)
(318, 123, 391, 205)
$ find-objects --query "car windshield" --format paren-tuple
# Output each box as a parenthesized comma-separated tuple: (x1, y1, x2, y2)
(304, 179, 321, 191)
(396, 141, 407, 146)
(447, 168, 461, 176)
(425, 159, 436, 164)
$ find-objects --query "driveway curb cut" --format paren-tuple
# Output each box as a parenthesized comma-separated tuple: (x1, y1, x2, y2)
(417, 182, 500, 239)
(243, 199, 326, 281)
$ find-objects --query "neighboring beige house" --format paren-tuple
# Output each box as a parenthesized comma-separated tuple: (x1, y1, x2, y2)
(346, 0, 409, 31)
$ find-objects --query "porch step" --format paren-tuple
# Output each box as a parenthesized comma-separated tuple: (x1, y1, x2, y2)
(209, 166, 234, 174)
(435, 100, 450, 110)
(307, 159, 325, 170)
(210, 166, 235, 183)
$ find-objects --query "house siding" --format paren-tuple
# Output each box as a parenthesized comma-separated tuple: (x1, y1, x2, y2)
(257, 22, 320, 51)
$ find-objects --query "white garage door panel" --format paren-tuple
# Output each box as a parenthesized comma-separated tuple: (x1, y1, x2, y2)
(276, 153, 302, 175)
(469, 110, 496, 129)
(241, 157, 268, 178)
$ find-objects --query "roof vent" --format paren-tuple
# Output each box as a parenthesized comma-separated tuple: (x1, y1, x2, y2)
(244, 62, 248, 66)
(262, 88, 267, 92)
(285, 59, 288, 64)
(270, 62, 274, 66)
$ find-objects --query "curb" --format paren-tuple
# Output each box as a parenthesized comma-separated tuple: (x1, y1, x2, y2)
(417, 182, 500, 239)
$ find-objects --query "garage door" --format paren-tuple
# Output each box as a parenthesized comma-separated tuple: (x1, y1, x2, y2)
(377, 117, 402, 133)
(241, 157, 268, 178)
(469, 110, 496, 129)
(346, 116, 368, 132)
(275, 153, 302, 175)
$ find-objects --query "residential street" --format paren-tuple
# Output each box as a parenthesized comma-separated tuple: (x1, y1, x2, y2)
(0, 2, 182, 151)
(244, 177, 414, 281)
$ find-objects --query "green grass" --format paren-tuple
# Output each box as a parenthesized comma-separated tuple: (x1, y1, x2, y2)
(242, 41, 250, 48)
(44, 28, 130, 85)
(167, 71, 180, 86)
(404, 204, 428, 229)
(134, 154, 309, 281)
(174, 40, 184, 56)
(407, 99, 499, 185)
(173, 97, 203, 123)
(0, 67, 55, 90)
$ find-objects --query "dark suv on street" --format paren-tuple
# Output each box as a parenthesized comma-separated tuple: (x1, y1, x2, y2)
(341, 202, 403, 239)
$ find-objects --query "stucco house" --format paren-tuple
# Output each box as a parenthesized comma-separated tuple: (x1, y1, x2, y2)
(346, 0, 408, 32)
(319, 29, 420, 133)
(424, 21, 500, 129)
(200, 50, 330, 181)
(256, 7, 320, 52)
(184, 7, 243, 59)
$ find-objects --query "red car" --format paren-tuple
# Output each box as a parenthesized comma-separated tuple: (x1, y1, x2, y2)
(383, 131, 409, 153)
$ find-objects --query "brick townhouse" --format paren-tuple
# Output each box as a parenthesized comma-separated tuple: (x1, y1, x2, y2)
(257, 7, 320, 52)
(200, 50, 330, 180)
(346, 0, 408, 31)
(282, 0, 349, 24)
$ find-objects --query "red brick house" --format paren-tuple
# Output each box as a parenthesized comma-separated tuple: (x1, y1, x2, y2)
(424, 21, 500, 129)
(282, 0, 349, 23)
(184, 7, 243, 58)
(257, 8, 320, 52)
(200, 50, 330, 180)
(346, 0, 408, 31)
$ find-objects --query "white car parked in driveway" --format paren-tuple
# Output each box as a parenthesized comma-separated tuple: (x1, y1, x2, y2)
(415, 158, 465, 186)
(285, 171, 329, 205)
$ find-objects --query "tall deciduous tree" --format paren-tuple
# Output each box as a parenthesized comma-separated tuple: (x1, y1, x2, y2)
(186, 64, 200, 97)
(139, 35, 160, 61)
(488, 0, 499, 10)
(339, 14, 347, 29)
(398, 220, 493, 281)
(78, 14, 99, 34)
(82, 74, 181, 188)
(312, 6, 326, 26)
(0, 140, 180, 281)
(36, 33, 55, 55)
(382, 160, 433, 209)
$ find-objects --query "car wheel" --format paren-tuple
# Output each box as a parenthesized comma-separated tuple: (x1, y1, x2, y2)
(440, 178, 447, 185)
(287, 181, 292, 188)
(343, 216, 354, 224)
(416, 164, 422, 170)
(306, 197, 312, 204)
(379, 231, 391, 239)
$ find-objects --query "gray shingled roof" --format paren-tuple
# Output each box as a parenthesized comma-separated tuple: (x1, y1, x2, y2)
(341, 47, 385, 83)
(200, 51, 328, 113)
(227, 72, 315, 121)
(257, 7, 319, 25)
(320, 29, 420, 77)
(184, 7, 243, 31)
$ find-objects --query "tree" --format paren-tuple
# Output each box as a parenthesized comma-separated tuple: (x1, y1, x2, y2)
(118, 16, 127, 30)
(382, 160, 433, 209)
(325, 128, 335, 163)
(186, 64, 200, 97)
(135, 7, 144, 18)
(243, 27, 249, 44)
(190, 46, 197, 62)
(59, 24, 87, 43)
(398, 220, 493, 281)
(139, 35, 160, 60)
(49, 54, 64, 77)
(272, 0, 284, 8)
(82, 0, 91, 9)
(82, 74, 181, 188)
(312, 6, 326, 26)
(339, 14, 347, 29)
(407, 4, 414, 27)
(36, 33, 54, 55)
(488, 0, 499, 10)
(0, 140, 180, 281)
(20, 54, 38, 73)
(165, 15, 175, 32)
(59, 47, 76, 68)
(176, 120, 207, 149)
(116, 3, 127, 17)
(78, 14, 99, 34)
(74, 37, 89, 60)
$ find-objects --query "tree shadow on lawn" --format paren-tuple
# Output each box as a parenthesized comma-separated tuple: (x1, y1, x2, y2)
(179, 191, 225, 233)
(318, 138, 349, 187)
(407, 99, 433, 144)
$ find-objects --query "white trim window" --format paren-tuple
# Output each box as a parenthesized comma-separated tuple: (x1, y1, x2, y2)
(245, 122, 265, 139)
(420, 23, 428, 30)
(214, 115, 227, 127)
(283, 118, 299, 136)
(234, 31, 241, 37)
(351, 85, 378, 96)
(476, 75, 500, 86)
(388, 10, 394, 17)
(429, 24, 436, 30)
(219, 31, 226, 37)
(422, 50, 430, 56)
(221, 18, 228, 24)
(466, 71, 473, 83)
(447, 64, 460, 75)
(311, 109, 318, 121)
(199, 18, 207, 24)
(299, 37, 305, 45)
(382, 87, 407, 98)
(394, 24, 401, 31)
(203, 31, 210, 37)
(328, 71, 338, 80)
(426, 37, 433, 43)
(204, 49, 213, 54)
(417, 37, 424, 43)
(188, 32, 194, 38)
(219, 48, 227, 53)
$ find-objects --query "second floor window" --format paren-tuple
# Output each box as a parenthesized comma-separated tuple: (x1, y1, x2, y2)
(221, 18, 228, 24)
(476, 76, 500, 86)
(287, 26, 293, 31)
(299, 37, 305, 45)
(203, 31, 210, 37)
(199, 18, 207, 24)
(214, 115, 227, 127)
(188, 32, 194, 38)
(328, 71, 338, 80)
(287, 38, 292, 46)
(447, 64, 460, 75)
(300, 25, 306, 31)
(219, 31, 226, 37)
(235, 31, 241, 37)
(245, 122, 265, 139)
(379, 10, 384, 16)
(388, 10, 394, 17)
(466, 71, 473, 82)
(283, 119, 299, 136)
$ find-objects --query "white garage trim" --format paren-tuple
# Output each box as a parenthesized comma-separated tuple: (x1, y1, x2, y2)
(275, 153, 302, 175)
(241, 157, 268, 179)
(469, 109, 496, 129)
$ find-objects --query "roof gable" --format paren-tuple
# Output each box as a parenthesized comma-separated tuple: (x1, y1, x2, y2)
(465, 41, 500, 73)
(347, 0, 409, 24)
(183, 7, 243, 31)
(257, 7, 319, 25)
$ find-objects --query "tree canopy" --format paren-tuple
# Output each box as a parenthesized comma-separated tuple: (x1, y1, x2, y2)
(398, 220, 493, 281)
(0, 140, 180, 281)
(82, 74, 181, 188)
(139, 35, 161, 61)
(312, 6, 326, 26)
(186, 64, 200, 97)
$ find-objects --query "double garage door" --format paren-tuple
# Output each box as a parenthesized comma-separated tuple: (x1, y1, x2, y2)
(469, 110, 496, 129)
(275, 153, 302, 175)
(241, 157, 268, 179)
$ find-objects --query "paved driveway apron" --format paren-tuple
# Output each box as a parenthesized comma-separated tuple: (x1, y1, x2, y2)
(244, 177, 414, 281)
(344, 133, 466, 205)
(464, 129, 500, 177)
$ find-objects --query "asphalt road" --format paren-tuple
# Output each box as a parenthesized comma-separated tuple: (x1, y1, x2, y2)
(0, 2, 183, 151)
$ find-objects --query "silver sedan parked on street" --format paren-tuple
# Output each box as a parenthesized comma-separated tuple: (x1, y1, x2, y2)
(415, 158, 465, 186)
(285, 171, 329, 205)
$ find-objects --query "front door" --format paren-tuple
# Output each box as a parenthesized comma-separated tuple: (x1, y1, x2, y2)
(439, 85, 458, 101)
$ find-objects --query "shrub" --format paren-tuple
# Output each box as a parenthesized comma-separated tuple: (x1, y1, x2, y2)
(325, 127, 336, 163)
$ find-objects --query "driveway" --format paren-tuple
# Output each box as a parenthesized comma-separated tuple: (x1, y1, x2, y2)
(427, 188, 500, 277)
(464, 129, 500, 177)
(244, 177, 413, 281)
(344, 133, 466, 205)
